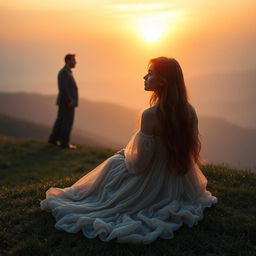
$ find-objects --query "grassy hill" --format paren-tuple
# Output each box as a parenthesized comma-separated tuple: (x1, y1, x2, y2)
(0, 136, 255, 255)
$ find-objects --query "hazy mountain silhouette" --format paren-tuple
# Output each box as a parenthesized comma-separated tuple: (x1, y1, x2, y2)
(189, 69, 256, 128)
(0, 92, 139, 146)
(0, 92, 255, 171)
(0, 113, 120, 148)
(199, 116, 256, 171)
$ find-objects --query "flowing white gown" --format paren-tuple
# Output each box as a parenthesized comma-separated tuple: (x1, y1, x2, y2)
(41, 130, 217, 244)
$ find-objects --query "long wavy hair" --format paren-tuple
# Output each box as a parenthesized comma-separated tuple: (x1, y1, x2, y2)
(149, 57, 201, 175)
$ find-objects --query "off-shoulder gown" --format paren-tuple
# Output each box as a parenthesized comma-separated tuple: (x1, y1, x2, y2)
(41, 131, 217, 244)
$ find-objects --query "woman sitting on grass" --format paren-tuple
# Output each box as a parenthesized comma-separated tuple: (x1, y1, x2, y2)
(41, 57, 217, 244)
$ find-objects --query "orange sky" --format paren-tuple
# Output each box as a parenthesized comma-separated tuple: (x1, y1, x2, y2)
(0, 0, 255, 109)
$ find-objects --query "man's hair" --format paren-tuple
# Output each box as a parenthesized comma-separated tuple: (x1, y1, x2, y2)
(64, 54, 76, 63)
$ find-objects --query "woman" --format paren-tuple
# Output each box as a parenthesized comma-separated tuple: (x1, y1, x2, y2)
(41, 57, 217, 244)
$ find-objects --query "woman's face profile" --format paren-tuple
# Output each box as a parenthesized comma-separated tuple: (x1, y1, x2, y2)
(143, 64, 162, 91)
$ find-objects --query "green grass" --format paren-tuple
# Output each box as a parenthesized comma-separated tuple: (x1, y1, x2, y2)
(0, 135, 255, 256)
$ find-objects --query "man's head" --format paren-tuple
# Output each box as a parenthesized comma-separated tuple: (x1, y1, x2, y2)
(64, 54, 76, 69)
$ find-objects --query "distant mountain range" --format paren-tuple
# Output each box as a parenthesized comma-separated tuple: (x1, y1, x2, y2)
(189, 69, 256, 128)
(0, 113, 119, 149)
(0, 92, 139, 146)
(199, 116, 256, 171)
(0, 92, 255, 172)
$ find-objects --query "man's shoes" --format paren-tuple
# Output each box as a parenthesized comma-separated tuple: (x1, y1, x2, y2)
(48, 141, 60, 146)
(60, 144, 77, 150)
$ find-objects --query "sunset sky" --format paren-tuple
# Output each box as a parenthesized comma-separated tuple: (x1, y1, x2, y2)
(1, 0, 255, 109)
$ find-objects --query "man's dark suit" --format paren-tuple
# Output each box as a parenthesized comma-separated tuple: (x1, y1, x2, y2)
(48, 65, 79, 147)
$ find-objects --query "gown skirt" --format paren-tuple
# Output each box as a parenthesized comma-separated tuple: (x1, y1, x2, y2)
(41, 131, 217, 244)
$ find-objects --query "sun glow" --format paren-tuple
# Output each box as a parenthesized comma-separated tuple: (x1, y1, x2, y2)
(139, 21, 165, 43)
(137, 11, 179, 43)
(111, 3, 180, 44)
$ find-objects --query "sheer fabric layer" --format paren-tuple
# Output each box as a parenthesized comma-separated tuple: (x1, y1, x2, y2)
(41, 131, 217, 244)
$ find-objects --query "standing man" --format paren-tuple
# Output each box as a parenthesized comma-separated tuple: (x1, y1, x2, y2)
(48, 54, 78, 149)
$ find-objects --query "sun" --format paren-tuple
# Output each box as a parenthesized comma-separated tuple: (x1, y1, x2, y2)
(139, 23, 164, 43)
(113, 4, 180, 44)
(137, 11, 178, 43)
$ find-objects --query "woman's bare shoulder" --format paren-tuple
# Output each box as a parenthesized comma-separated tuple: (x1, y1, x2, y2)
(188, 104, 198, 124)
(141, 106, 158, 135)
(142, 106, 158, 116)
(187, 103, 197, 115)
